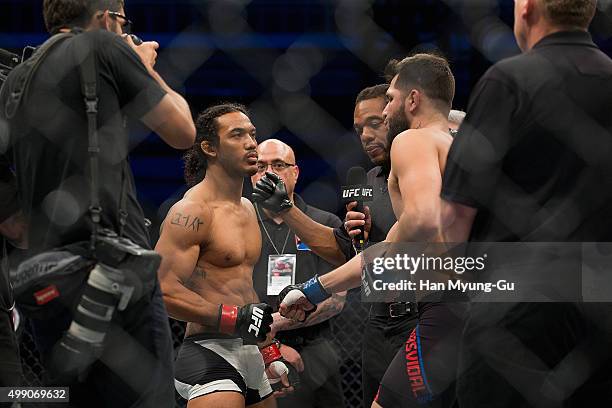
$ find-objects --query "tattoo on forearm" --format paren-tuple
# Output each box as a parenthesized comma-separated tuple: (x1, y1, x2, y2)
(171, 212, 204, 232)
(305, 293, 346, 326)
(279, 292, 346, 330)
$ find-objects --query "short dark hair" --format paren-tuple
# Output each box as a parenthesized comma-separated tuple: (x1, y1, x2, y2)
(539, 0, 596, 29)
(183, 103, 249, 187)
(384, 53, 455, 111)
(355, 84, 389, 105)
(43, 0, 124, 34)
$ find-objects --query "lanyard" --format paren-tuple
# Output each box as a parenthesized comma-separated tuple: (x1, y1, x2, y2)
(255, 204, 291, 255)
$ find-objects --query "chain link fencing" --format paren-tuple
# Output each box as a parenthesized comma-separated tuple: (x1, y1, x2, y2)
(4, 1, 612, 407)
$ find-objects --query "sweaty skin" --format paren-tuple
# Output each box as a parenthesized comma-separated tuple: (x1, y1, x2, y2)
(387, 128, 452, 243)
(156, 111, 262, 336)
(157, 192, 262, 337)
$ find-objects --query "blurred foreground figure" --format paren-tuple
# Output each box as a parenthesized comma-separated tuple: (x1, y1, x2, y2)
(0, 0, 194, 406)
(442, 0, 612, 406)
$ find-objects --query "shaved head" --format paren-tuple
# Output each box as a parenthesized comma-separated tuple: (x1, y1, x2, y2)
(252, 139, 299, 200)
(258, 139, 296, 164)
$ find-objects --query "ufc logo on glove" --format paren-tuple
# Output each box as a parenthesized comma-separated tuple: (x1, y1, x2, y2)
(248, 306, 265, 336)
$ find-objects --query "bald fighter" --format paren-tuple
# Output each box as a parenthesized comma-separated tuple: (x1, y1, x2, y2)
(255, 54, 465, 407)
(156, 104, 286, 408)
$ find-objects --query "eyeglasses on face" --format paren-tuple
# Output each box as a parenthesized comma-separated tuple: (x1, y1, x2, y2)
(108, 11, 133, 34)
(255, 161, 296, 173)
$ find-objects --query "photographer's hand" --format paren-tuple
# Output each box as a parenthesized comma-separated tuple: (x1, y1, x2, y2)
(122, 35, 195, 149)
(123, 34, 158, 68)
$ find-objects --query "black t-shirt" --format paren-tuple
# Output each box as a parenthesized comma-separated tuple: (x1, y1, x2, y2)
(0, 30, 166, 251)
(252, 194, 342, 340)
(0, 155, 18, 224)
(334, 165, 397, 259)
(442, 31, 612, 242)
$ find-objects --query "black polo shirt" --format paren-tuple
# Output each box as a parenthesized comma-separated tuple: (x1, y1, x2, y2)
(334, 166, 397, 258)
(442, 30, 612, 242)
(252, 194, 342, 341)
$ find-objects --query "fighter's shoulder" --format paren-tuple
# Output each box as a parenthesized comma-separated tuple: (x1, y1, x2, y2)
(162, 198, 212, 239)
(391, 129, 437, 151)
(241, 197, 257, 216)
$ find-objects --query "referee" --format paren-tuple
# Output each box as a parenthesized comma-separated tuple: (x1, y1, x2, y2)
(340, 85, 416, 407)
(441, 0, 612, 406)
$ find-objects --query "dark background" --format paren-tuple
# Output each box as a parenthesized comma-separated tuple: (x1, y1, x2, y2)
(2, 0, 612, 240)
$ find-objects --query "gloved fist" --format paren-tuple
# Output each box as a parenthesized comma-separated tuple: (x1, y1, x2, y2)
(260, 342, 300, 396)
(218, 303, 273, 345)
(252, 172, 293, 213)
(277, 276, 330, 322)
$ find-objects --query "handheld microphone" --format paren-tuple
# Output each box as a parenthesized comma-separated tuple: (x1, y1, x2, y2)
(342, 167, 373, 252)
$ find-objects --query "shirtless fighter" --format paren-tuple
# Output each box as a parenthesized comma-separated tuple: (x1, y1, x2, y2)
(156, 104, 288, 408)
(254, 54, 466, 407)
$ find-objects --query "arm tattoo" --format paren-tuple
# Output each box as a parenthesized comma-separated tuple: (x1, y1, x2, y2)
(183, 266, 207, 290)
(195, 266, 206, 279)
(304, 292, 346, 326)
(171, 212, 204, 232)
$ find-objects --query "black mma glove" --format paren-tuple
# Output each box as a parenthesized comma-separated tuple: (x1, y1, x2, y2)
(217, 303, 273, 345)
(252, 172, 293, 213)
(260, 342, 300, 392)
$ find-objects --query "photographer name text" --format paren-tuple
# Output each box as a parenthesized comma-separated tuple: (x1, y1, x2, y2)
(372, 279, 515, 293)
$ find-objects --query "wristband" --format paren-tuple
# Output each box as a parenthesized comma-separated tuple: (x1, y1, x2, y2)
(259, 343, 282, 365)
(302, 275, 330, 305)
(218, 304, 238, 335)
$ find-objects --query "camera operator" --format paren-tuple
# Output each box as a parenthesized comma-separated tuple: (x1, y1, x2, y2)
(0, 0, 195, 406)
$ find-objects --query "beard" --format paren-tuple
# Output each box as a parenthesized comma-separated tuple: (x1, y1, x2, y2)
(382, 107, 410, 175)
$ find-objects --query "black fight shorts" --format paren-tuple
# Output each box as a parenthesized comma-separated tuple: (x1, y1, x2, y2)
(175, 334, 273, 405)
(375, 302, 466, 407)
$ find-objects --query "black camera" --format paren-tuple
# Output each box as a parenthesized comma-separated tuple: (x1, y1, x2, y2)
(49, 229, 161, 380)
(0, 46, 37, 88)
(0, 49, 21, 87)
(1, 33, 141, 88)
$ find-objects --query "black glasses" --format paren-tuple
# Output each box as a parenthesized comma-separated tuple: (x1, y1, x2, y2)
(256, 161, 296, 173)
(108, 11, 133, 34)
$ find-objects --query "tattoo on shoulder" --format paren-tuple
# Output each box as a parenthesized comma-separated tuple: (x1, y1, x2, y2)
(170, 212, 204, 232)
